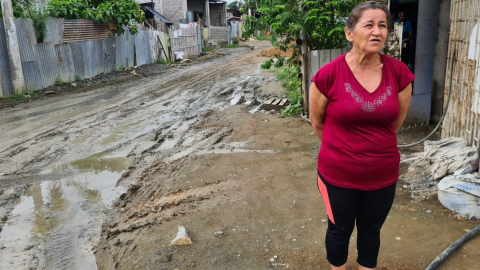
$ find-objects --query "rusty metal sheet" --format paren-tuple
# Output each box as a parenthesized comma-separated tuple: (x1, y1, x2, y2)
(103, 37, 116, 73)
(15, 18, 37, 62)
(21, 61, 43, 91)
(44, 18, 63, 45)
(135, 30, 151, 66)
(36, 43, 60, 88)
(55, 44, 76, 82)
(63, 20, 114, 42)
(83, 40, 95, 78)
(0, 20, 13, 96)
(69, 41, 86, 79)
(116, 33, 135, 69)
(93, 39, 104, 75)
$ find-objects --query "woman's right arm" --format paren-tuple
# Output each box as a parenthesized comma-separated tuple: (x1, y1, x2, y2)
(309, 82, 328, 141)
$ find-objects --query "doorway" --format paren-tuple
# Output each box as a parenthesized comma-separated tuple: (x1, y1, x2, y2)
(389, 0, 419, 72)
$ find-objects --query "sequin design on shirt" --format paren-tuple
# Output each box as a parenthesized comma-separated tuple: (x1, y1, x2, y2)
(344, 83, 392, 113)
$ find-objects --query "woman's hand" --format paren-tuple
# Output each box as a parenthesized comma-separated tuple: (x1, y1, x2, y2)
(309, 83, 329, 141)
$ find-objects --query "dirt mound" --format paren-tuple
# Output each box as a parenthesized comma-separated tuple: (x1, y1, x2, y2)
(259, 47, 294, 58)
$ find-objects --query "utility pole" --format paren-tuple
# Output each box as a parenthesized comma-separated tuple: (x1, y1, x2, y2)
(1, 0, 25, 94)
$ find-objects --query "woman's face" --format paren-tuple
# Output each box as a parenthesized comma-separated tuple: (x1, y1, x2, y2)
(345, 9, 388, 54)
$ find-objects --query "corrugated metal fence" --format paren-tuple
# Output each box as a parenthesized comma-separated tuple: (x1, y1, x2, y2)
(0, 18, 167, 96)
(304, 48, 347, 113)
(441, 0, 480, 147)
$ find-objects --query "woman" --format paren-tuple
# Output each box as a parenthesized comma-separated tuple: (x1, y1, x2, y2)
(309, 2, 415, 270)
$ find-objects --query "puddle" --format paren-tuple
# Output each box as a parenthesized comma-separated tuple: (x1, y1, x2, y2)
(0, 153, 130, 270)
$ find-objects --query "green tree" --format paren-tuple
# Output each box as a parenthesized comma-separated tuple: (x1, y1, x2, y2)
(47, 0, 144, 35)
(227, 1, 239, 9)
(241, 0, 361, 51)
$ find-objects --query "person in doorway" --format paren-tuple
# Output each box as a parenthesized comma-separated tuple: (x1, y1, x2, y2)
(394, 11, 414, 70)
(309, 2, 415, 270)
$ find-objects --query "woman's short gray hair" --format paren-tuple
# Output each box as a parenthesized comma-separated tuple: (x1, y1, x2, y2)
(346, 1, 391, 50)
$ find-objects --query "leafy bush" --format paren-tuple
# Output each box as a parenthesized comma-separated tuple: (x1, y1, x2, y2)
(54, 76, 63, 86)
(273, 65, 303, 116)
(47, 0, 144, 35)
(233, 38, 239, 44)
(260, 60, 272, 69)
(274, 57, 285, 68)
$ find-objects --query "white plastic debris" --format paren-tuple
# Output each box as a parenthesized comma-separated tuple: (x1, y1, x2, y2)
(169, 226, 193, 246)
(412, 138, 479, 180)
(438, 174, 480, 218)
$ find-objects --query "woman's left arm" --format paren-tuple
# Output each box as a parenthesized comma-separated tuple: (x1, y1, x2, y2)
(394, 83, 413, 132)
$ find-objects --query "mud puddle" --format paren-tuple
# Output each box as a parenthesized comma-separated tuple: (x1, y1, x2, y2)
(0, 152, 130, 270)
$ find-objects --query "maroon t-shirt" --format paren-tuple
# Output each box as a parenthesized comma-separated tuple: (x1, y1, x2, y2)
(311, 53, 415, 190)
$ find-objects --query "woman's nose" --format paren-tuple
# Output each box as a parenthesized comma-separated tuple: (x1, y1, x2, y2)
(372, 25, 381, 35)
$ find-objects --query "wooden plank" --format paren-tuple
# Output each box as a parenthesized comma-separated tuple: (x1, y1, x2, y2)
(265, 98, 275, 105)
(273, 99, 282, 105)
(279, 98, 288, 106)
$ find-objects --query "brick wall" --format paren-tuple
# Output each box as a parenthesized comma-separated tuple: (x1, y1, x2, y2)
(209, 4, 225, 27)
(163, 0, 187, 28)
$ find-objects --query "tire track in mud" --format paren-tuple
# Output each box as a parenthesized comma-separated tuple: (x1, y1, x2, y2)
(0, 43, 275, 270)
(0, 52, 260, 176)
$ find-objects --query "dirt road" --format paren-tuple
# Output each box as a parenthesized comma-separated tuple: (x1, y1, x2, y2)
(1, 40, 479, 270)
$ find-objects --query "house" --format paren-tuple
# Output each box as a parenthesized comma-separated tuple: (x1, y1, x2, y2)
(159, 0, 228, 46)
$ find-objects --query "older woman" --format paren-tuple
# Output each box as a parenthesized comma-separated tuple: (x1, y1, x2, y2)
(309, 2, 415, 270)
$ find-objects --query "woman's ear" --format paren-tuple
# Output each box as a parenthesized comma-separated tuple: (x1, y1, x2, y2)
(345, 27, 354, 43)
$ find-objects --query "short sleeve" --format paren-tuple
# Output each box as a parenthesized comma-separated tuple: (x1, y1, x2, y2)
(311, 65, 332, 98)
(398, 62, 416, 92)
(406, 21, 413, 34)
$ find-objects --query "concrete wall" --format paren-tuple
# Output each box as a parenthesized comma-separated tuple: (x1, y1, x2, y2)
(404, 0, 439, 126)
(163, 0, 187, 28)
(431, 0, 451, 124)
(209, 3, 226, 27)
(209, 26, 227, 42)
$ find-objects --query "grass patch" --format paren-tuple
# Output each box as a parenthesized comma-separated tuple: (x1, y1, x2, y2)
(220, 44, 239, 49)
(54, 76, 63, 86)
(256, 35, 271, 41)
(1, 91, 41, 100)
(273, 65, 303, 116)
(202, 47, 215, 52)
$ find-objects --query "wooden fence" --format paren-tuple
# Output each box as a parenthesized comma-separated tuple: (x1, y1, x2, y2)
(170, 27, 199, 59)
(441, 0, 480, 147)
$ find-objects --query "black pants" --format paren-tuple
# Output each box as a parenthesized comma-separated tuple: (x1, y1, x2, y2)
(317, 172, 396, 268)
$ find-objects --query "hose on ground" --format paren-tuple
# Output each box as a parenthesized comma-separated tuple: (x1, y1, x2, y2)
(300, 46, 456, 149)
(425, 222, 480, 270)
(398, 46, 456, 148)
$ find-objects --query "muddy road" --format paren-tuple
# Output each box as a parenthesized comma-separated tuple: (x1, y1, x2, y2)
(1, 40, 479, 270)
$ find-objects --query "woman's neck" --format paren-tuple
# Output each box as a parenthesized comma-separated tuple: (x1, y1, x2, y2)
(346, 49, 381, 68)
